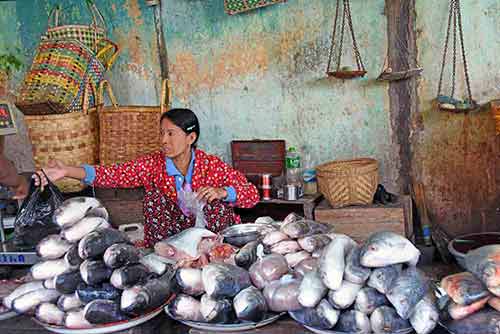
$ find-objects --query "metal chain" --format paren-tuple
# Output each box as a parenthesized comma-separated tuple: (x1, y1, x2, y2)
(456, 0, 473, 102)
(337, 0, 347, 71)
(326, 0, 341, 73)
(345, 0, 365, 71)
(451, 1, 457, 98)
(437, 0, 454, 97)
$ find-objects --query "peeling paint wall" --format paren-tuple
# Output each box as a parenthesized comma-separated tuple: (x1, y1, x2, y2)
(414, 0, 500, 235)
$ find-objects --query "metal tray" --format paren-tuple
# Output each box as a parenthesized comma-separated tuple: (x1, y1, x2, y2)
(34, 304, 165, 334)
(0, 310, 18, 321)
(165, 308, 283, 332)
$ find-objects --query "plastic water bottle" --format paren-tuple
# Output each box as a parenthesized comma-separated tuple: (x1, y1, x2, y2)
(303, 153, 317, 195)
(286, 147, 301, 185)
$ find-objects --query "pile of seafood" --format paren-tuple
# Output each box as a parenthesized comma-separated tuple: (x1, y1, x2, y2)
(439, 245, 500, 334)
(2, 197, 174, 329)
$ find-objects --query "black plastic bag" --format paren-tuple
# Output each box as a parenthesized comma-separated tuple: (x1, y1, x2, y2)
(13, 172, 63, 249)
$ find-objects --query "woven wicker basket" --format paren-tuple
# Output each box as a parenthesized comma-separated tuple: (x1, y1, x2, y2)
(491, 100, 500, 135)
(24, 106, 99, 193)
(97, 79, 171, 165)
(316, 158, 379, 208)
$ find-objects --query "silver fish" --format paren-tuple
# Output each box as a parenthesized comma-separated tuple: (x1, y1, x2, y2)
(289, 299, 340, 330)
(12, 288, 61, 314)
(103, 243, 140, 269)
(335, 310, 371, 334)
(319, 234, 357, 290)
(64, 309, 93, 329)
(262, 231, 290, 246)
(80, 260, 113, 286)
(344, 246, 371, 284)
(328, 280, 363, 310)
(297, 234, 331, 253)
(84, 299, 128, 324)
(200, 294, 234, 323)
(110, 264, 150, 290)
(54, 197, 103, 229)
(36, 235, 72, 260)
(61, 217, 110, 243)
(78, 228, 130, 260)
(249, 253, 289, 289)
(354, 287, 388, 315)
(154, 227, 217, 262)
(367, 264, 402, 294)
(298, 270, 328, 308)
(465, 245, 500, 294)
(3, 281, 45, 309)
(44, 278, 56, 289)
(57, 293, 83, 312)
(370, 306, 411, 334)
(386, 267, 430, 319)
(409, 294, 438, 334)
(176, 268, 204, 296)
(254, 216, 275, 224)
(270, 240, 301, 255)
(31, 258, 72, 280)
(233, 286, 268, 322)
(263, 276, 302, 312)
(35, 302, 65, 325)
(294, 258, 318, 279)
(86, 206, 109, 220)
(202, 263, 251, 299)
(360, 231, 420, 267)
(139, 253, 168, 276)
(285, 251, 311, 268)
(168, 294, 204, 321)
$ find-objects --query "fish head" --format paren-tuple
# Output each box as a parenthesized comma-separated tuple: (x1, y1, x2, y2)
(482, 262, 500, 288)
(360, 242, 391, 267)
(154, 242, 179, 259)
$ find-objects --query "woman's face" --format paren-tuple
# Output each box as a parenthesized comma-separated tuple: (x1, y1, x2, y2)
(160, 118, 196, 158)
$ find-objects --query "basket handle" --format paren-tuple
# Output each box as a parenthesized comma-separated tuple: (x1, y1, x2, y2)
(47, 2, 106, 30)
(95, 39, 120, 70)
(81, 81, 98, 115)
(160, 79, 172, 114)
(97, 80, 119, 109)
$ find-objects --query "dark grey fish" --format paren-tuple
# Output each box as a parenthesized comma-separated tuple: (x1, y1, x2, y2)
(76, 283, 121, 304)
(233, 286, 268, 322)
(444, 309, 500, 334)
(110, 264, 150, 289)
(120, 269, 175, 315)
(386, 267, 430, 319)
(175, 268, 204, 296)
(80, 260, 113, 286)
(334, 310, 371, 334)
(235, 241, 260, 269)
(289, 299, 339, 330)
(465, 245, 500, 294)
(103, 243, 140, 269)
(65, 245, 83, 268)
(367, 264, 402, 294)
(200, 294, 235, 324)
(78, 228, 129, 260)
(354, 287, 388, 315)
(370, 306, 411, 334)
(83, 299, 128, 324)
(54, 270, 83, 294)
(167, 294, 204, 322)
(202, 263, 251, 299)
(344, 246, 371, 285)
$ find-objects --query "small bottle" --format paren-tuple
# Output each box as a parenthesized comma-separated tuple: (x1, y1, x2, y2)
(285, 146, 301, 185)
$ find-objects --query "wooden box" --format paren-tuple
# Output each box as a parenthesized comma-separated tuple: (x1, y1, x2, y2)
(231, 140, 285, 185)
(314, 195, 413, 243)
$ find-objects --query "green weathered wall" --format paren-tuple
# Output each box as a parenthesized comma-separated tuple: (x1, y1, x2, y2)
(10, 0, 398, 188)
(414, 0, 499, 235)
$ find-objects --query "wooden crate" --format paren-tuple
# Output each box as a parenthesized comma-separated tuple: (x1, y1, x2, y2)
(231, 139, 285, 186)
(314, 195, 413, 243)
(94, 188, 144, 227)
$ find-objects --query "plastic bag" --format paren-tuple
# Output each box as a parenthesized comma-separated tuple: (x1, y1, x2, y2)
(177, 184, 207, 228)
(13, 173, 63, 248)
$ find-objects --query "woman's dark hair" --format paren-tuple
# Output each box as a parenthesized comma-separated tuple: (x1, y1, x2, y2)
(160, 108, 200, 147)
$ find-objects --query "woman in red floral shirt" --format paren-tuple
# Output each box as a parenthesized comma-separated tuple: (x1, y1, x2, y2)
(38, 108, 259, 247)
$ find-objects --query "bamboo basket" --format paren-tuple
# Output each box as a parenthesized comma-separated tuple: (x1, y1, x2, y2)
(491, 100, 500, 135)
(24, 97, 99, 192)
(97, 79, 170, 165)
(316, 158, 378, 208)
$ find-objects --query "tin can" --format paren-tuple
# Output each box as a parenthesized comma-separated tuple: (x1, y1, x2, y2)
(284, 184, 299, 201)
(262, 174, 272, 187)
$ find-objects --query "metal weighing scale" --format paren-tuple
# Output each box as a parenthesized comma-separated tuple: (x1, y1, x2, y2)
(0, 187, 39, 266)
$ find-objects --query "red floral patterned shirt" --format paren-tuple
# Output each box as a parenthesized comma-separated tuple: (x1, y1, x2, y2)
(92, 149, 259, 212)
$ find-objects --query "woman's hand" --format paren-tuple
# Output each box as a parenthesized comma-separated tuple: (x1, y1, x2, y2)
(34, 160, 67, 189)
(196, 187, 227, 203)
(12, 175, 29, 199)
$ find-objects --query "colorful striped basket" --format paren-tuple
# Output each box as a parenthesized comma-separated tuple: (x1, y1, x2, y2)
(224, 0, 286, 15)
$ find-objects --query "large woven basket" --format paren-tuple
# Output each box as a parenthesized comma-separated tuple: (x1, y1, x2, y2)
(97, 79, 171, 165)
(491, 100, 500, 135)
(316, 158, 379, 208)
(24, 106, 99, 193)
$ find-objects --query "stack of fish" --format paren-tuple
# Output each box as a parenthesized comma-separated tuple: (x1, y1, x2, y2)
(290, 231, 439, 334)
(439, 245, 500, 330)
(3, 197, 174, 329)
